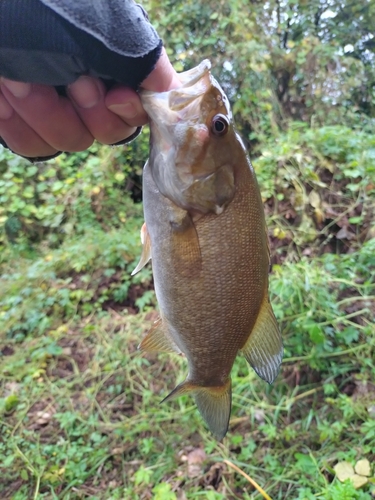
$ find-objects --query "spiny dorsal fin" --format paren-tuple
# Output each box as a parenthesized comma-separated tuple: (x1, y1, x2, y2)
(138, 317, 181, 354)
(162, 379, 232, 441)
(241, 296, 283, 384)
(131, 223, 151, 276)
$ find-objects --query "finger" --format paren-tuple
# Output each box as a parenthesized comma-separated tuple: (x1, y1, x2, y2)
(105, 85, 148, 127)
(0, 79, 94, 152)
(67, 76, 144, 144)
(141, 47, 181, 91)
(0, 90, 58, 157)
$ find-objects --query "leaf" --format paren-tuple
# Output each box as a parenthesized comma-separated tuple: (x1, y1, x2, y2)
(334, 461, 355, 482)
(273, 227, 287, 239)
(52, 181, 64, 193)
(295, 453, 316, 475)
(351, 474, 368, 489)
(306, 324, 325, 345)
(114, 172, 125, 182)
(20, 469, 29, 481)
(26, 165, 38, 177)
(152, 483, 177, 500)
(3, 455, 15, 467)
(308, 190, 320, 208)
(187, 448, 206, 478)
(5, 394, 19, 412)
(354, 459, 371, 477)
(336, 227, 355, 240)
(134, 466, 153, 485)
(334, 461, 369, 489)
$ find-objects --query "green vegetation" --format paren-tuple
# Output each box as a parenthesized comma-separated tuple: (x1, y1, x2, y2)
(1, 0, 375, 498)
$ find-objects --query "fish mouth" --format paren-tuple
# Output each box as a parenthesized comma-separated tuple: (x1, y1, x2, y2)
(168, 59, 212, 113)
(177, 59, 212, 88)
(140, 60, 213, 121)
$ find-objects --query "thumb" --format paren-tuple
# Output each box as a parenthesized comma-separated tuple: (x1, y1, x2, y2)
(141, 47, 181, 92)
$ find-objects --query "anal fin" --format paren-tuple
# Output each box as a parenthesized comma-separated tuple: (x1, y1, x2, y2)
(162, 378, 232, 441)
(241, 296, 283, 384)
(138, 317, 181, 354)
(131, 223, 151, 276)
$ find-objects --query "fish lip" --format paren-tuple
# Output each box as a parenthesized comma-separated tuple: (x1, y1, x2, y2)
(140, 60, 213, 120)
(178, 59, 212, 88)
(140, 59, 212, 100)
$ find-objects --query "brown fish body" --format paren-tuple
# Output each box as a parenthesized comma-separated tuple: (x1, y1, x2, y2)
(134, 61, 283, 439)
(143, 144, 268, 384)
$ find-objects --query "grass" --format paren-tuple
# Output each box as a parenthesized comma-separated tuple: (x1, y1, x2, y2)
(1, 239, 374, 499)
(1, 124, 374, 498)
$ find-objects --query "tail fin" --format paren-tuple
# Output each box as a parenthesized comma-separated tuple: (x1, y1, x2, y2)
(162, 379, 232, 440)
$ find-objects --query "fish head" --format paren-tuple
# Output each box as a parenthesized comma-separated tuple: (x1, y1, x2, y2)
(141, 60, 239, 215)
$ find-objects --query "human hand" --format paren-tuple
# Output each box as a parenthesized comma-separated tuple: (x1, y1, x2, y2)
(0, 48, 180, 159)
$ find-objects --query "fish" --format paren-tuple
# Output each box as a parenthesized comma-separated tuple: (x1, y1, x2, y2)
(132, 60, 283, 440)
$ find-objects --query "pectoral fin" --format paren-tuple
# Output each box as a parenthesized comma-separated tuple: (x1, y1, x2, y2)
(170, 209, 202, 277)
(241, 296, 283, 384)
(138, 317, 181, 354)
(162, 378, 232, 441)
(131, 223, 151, 276)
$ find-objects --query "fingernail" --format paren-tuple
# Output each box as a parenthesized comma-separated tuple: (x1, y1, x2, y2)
(68, 76, 101, 109)
(108, 102, 138, 119)
(1, 78, 31, 98)
(0, 94, 13, 120)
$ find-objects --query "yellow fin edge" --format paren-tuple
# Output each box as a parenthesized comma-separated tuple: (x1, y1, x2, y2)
(162, 379, 232, 440)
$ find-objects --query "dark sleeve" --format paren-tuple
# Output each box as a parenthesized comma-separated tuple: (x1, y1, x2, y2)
(0, 0, 162, 88)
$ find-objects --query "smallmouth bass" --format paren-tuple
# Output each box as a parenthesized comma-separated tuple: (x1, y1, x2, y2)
(133, 60, 283, 440)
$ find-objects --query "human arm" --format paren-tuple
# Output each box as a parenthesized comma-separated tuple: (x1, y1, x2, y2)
(0, 0, 179, 159)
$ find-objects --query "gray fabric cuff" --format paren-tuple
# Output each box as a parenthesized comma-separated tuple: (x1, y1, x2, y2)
(40, 0, 160, 58)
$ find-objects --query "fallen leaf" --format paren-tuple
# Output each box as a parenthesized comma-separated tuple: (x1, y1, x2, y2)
(334, 461, 355, 482)
(187, 448, 206, 478)
(273, 227, 287, 239)
(5, 382, 20, 394)
(355, 459, 371, 477)
(187, 448, 206, 465)
(334, 461, 370, 489)
(254, 408, 265, 424)
(351, 474, 368, 489)
(309, 190, 320, 208)
(36, 411, 52, 425)
(336, 227, 354, 240)
(314, 208, 325, 224)
(202, 462, 224, 487)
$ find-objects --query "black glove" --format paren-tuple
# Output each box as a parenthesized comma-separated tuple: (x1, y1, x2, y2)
(0, 0, 162, 159)
(0, 0, 162, 88)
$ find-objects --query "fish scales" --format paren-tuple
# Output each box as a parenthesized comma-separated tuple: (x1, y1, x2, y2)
(145, 158, 266, 372)
(133, 60, 283, 439)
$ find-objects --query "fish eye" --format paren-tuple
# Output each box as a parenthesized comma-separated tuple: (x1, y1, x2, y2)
(211, 114, 229, 136)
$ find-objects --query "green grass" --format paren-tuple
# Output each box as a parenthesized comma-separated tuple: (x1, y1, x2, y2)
(1, 124, 375, 498)
(1, 239, 374, 499)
